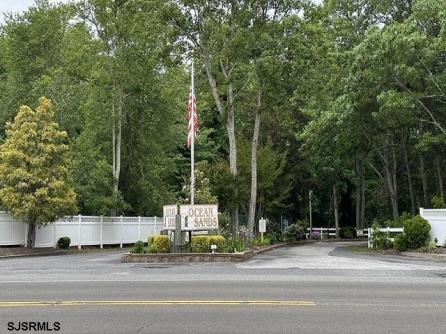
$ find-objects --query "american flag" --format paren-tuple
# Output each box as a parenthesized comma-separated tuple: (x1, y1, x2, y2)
(187, 87, 198, 148)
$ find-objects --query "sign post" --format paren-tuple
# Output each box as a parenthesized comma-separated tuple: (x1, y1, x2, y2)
(259, 218, 266, 243)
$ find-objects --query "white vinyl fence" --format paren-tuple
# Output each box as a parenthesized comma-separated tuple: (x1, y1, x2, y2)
(367, 227, 404, 248)
(306, 227, 369, 239)
(420, 208, 446, 246)
(0, 211, 163, 248)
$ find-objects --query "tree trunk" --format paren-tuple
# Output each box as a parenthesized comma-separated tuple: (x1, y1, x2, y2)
(333, 183, 340, 238)
(403, 142, 416, 214)
(247, 86, 262, 243)
(355, 156, 366, 229)
(360, 168, 365, 229)
(26, 222, 36, 249)
(435, 156, 444, 199)
(112, 90, 122, 215)
(419, 154, 428, 207)
(202, 55, 240, 235)
(379, 144, 399, 220)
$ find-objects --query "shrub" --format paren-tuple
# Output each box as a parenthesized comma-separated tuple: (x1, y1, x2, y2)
(130, 240, 144, 254)
(209, 235, 226, 252)
(402, 215, 431, 250)
(57, 237, 71, 249)
(224, 238, 246, 253)
(191, 236, 211, 253)
(371, 224, 393, 250)
(253, 236, 271, 246)
(148, 235, 171, 253)
(283, 223, 306, 241)
(431, 195, 445, 209)
(309, 232, 321, 240)
(340, 227, 355, 239)
(394, 234, 409, 252)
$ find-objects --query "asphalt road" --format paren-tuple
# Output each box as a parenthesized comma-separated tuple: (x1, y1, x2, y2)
(0, 242, 445, 334)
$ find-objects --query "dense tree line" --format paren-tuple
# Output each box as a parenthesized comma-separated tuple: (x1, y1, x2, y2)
(0, 0, 445, 239)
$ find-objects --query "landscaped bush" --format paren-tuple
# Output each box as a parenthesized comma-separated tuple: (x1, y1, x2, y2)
(396, 215, 431, 252)
(209, 235, 226, 252)
(340, 227, 355, 239)
(371, 224, 394, 250)
(283, 223, 306, 241)
(224, 238, 246, 253)
(57, 237, 71, 249)
(130, 240, 144, 254)
(253, 236, 271, 246)
(191, 235, 226, 253)
(148, 235, 171, 253)
(191, 236, 211, 253)
(309, 232, 321, 240)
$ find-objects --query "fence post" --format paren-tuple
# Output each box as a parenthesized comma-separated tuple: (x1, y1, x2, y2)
(138, 216, 141, 241)
(100, 215, 103, 249)
(78, 214, 82, 250)
(368, 228, 372, 248)
(120, 215, 123, 248)
(154, 216, 157, 235)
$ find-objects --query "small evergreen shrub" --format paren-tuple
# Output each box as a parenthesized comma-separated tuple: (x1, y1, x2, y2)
(401, 215, 431, 250)
(57, 237, 71, 249)
(130, 240, 144, 254)
(253, 236, 271, 246)
(340, 227, 355, 239)
(283, 224, 306, 241)
(371, 224, 393, 250)
(191, 236, 211, 253)
(209, 235, 226, 252)
(148, 235, 171, 253)
(224, 239, 246, 253)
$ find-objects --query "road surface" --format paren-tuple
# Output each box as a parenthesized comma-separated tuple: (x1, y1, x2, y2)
(0, 242, 445, 333)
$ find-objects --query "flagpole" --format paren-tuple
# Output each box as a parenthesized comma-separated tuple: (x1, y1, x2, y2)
(191, 60, 195, 206)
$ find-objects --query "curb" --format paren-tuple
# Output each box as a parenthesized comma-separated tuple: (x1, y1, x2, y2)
(400, 251, 446, 261)
(121, 241, 308, 263)
(0, 250, 69, 259)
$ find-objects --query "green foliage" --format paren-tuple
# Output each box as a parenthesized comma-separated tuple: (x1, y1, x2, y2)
(148, 235, 171, 253)
(253, 236, 271, 246)
(0, 97, 77, 247)
(371, 223, 394, 250)
(340, 227, 356, 239)
(190, 235, 226, 253)
(283, 223, 306, 242)
(179, 163, 218, 205)
(223, 239, 246, 253)
(56, 237, 71, 249)
(431, 196, 445, 209)
(401, 215, 431, 250)
(130, 240, 145, 254)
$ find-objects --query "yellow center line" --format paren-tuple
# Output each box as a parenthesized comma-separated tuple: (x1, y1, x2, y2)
(0, 300, 316, 307)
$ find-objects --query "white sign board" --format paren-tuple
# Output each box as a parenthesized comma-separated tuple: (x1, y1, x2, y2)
(163, 205, 178, 230)
(180, 205, 218, 231)
(259, 218, 266, 233)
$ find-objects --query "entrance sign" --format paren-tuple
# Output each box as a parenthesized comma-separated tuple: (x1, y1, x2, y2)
(163, 205, 178, 230)
(180, 204, 218, 231)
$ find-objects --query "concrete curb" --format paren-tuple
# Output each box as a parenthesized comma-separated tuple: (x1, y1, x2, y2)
(121, 241, 306, 263)
(401, 251, 446, 261)
(0, 250, 69, 259)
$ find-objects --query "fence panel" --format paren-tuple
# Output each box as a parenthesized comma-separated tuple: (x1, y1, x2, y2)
(0, 212, 25, 246)
(420, 208, 446, 245)
(0, 211, 161, 248)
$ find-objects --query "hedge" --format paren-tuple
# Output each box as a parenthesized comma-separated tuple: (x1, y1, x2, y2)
(148, 235, 171, 253)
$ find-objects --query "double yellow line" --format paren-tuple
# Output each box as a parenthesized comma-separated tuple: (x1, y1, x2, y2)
(0, 300, 316, 307)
